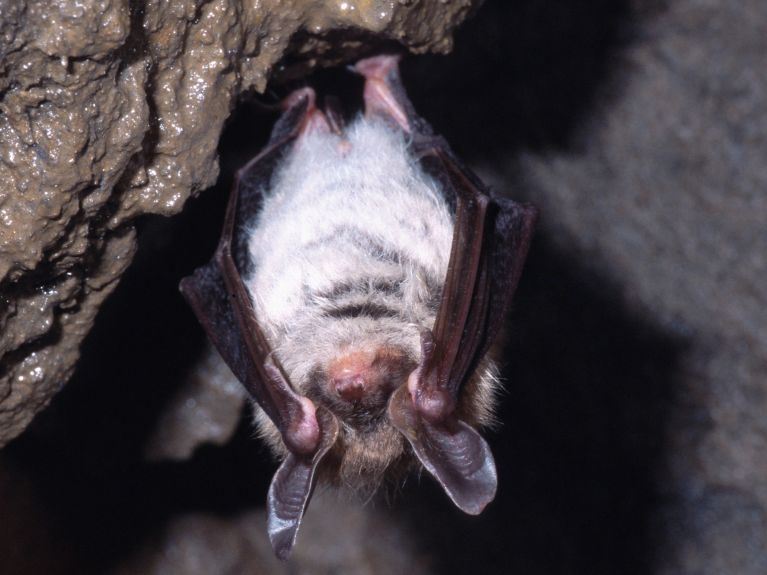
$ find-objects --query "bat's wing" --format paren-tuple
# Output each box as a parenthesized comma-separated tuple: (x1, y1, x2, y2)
(180, 89, 339, 559)
(357, 56, 537, 514)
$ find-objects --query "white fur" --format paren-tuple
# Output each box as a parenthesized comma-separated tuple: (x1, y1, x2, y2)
(246, 118, 453, 360)
(245, 117, 500, 475)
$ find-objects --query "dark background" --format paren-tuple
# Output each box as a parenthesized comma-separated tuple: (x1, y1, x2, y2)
(2, 1, 681, 573)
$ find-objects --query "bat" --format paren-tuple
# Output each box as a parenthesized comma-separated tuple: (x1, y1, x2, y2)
(180, 55, 537, 559)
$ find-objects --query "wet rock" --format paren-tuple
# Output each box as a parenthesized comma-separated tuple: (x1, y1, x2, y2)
(5, 1, 766, 572)
(0, 0, 480, 446)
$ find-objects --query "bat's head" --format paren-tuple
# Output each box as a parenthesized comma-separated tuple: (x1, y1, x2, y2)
(267, 319, 424, 492)
(312, 344, 420, 490)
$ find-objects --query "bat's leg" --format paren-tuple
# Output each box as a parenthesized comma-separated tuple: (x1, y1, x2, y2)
(354, 55, 415, 134)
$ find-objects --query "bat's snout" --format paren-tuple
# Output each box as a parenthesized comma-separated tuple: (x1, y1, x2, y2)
(327, 347, 413, 405)
(332, 370, 368, 402)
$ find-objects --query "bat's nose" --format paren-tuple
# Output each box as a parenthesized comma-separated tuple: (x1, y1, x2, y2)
(328, 350, 376, 402)
(333, 371, 367, 402)
(327, 347, 412, 404)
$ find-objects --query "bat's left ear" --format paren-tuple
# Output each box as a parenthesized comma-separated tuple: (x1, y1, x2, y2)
(267, 407, 339, 559)
(388, 385, 497, 514)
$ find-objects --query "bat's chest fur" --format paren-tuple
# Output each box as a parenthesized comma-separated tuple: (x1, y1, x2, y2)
(244, 118, 456, 484)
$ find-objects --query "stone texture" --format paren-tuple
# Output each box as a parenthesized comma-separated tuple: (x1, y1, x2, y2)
(0, 0, 478, 446)
(111, 492, 430, 575)
(499, 0, 767, 571)
(144, 348, 246, 462)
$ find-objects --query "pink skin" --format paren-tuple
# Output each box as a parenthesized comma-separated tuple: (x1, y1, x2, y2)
(282, 87, 331, 140)
(288, 396, 321, 455)
(355, 55, 411, 133)
(288, 87, 350, 154)
(302, 108, 332, 137)
(264, 358, 321, 456)
(329, 350, 374, 402)
(327, 347, 408, 403)
(405, 331, 456, 423)
(407, 368, 454, 424)
(281, 86, 315, 111)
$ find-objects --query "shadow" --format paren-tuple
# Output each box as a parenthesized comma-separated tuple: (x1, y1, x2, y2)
(401, 0, 638, 158)
(399, 237, 684, 574)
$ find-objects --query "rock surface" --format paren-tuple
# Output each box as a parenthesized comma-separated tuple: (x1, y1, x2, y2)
(111, 493, 430, 575)
(144, 348, 246, 462)
(0, 0, 478, 446)
(508, 1, 767, 572)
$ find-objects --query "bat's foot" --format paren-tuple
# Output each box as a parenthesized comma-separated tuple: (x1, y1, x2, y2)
(282, 87, 333, 140)
(354, 54, 411, 133)
(354, 54, 402, 81)
(281, 86, 316, 112)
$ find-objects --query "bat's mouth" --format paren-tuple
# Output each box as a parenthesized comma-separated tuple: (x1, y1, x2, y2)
(304, 346, 416, 432)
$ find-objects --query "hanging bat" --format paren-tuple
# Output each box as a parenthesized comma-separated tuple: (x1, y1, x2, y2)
(180, 55, 536, 559)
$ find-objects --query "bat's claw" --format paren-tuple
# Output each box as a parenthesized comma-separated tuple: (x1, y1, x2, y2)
(282, 86, 333, 139)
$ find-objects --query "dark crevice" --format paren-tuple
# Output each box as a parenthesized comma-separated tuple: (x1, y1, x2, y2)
(401, 0, 644, 158)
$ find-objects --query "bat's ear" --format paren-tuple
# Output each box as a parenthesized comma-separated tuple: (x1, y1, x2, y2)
(388, 385, 497, 515)
(267, 407, 339, 560)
